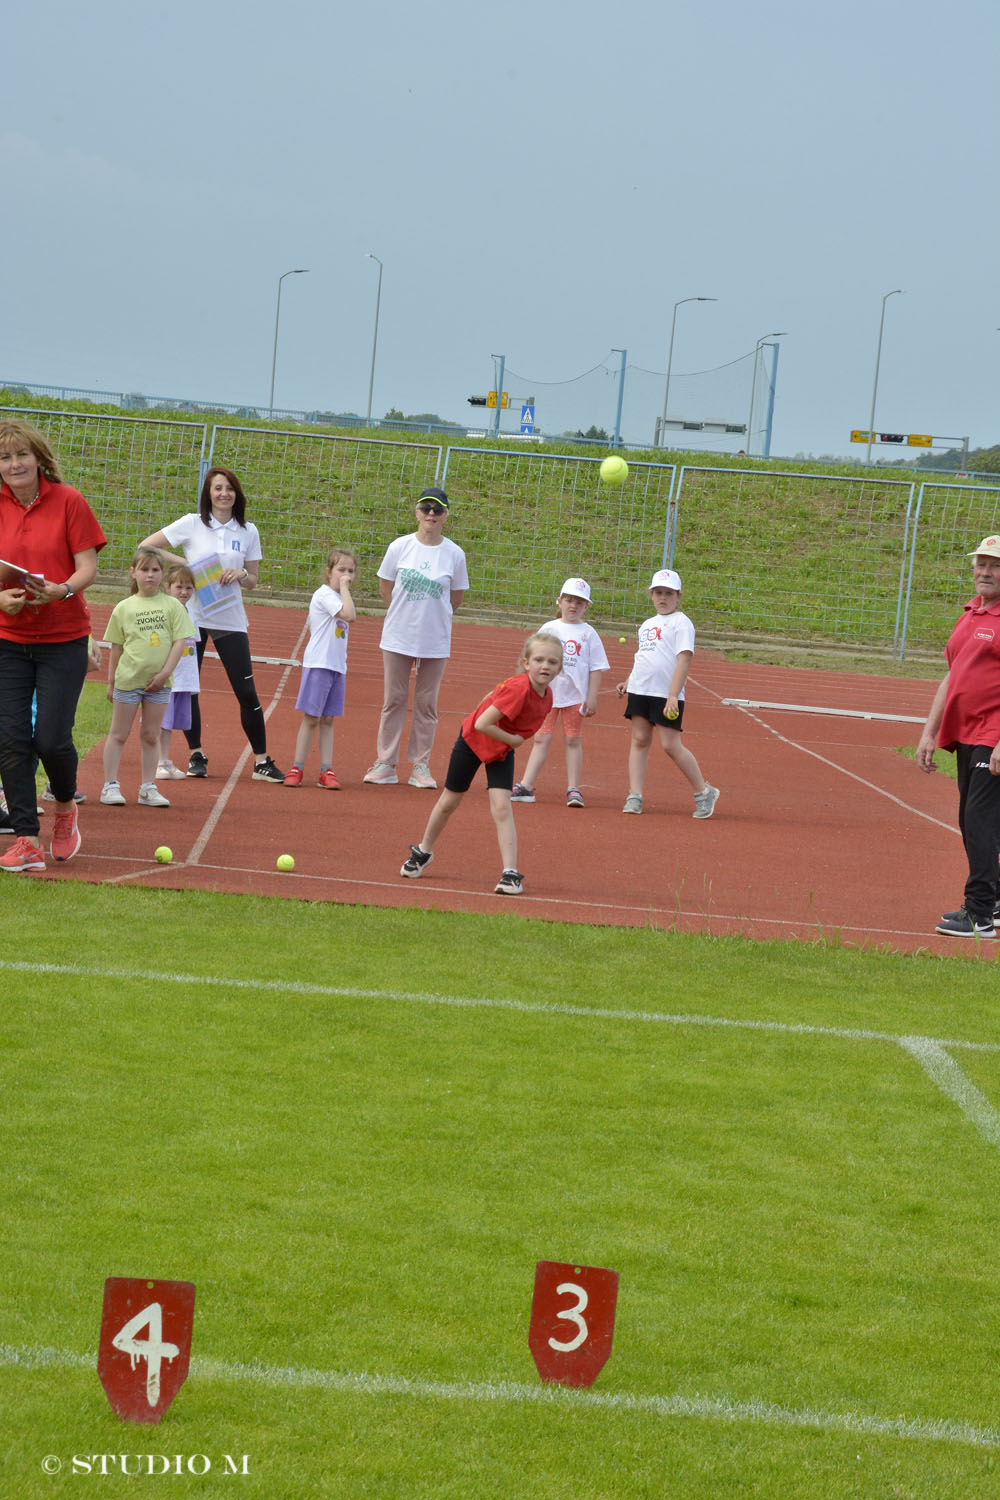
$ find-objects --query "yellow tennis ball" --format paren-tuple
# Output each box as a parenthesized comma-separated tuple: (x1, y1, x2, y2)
(665, 708, 679, 720)
(277, 854, 295, 872)
(154, 846, 172, 864)
(619, 636, 627, 643)
(600, 455, 629, 485)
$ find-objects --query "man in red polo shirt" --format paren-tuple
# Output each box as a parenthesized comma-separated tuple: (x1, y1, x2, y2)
(917, 535, 1000, 938)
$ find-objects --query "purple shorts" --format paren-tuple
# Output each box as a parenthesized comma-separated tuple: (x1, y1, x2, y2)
(161, 691, 193, 732)
(295, 668, 346, 718)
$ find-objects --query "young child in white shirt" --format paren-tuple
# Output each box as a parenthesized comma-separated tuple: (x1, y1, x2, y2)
(511, 577, 609, 809)
(156, 563, 200, 779)
(283, 547, 357, 789)
(616, 568, 719, 818)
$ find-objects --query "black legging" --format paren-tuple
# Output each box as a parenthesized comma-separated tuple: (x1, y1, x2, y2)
(184, 628, 267, 757)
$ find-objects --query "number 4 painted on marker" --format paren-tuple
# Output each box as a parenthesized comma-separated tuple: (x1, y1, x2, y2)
(112, 1303, 180, 1407)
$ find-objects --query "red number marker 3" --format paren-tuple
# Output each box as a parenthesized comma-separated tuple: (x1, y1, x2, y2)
(97, 1277, 195, 1423)
(528, 1260, 619, 1387)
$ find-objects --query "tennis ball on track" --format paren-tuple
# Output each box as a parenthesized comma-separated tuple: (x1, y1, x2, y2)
(277, 853, 295, 872)
(600, 455, 629, 485)
(154, 846, 172, 864)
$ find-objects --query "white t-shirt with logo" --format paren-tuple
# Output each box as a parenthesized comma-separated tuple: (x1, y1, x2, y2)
(302, 585, 350, 674)
(169, 602, 200, 692)
(161, 513, 263, 632)
(626, 610, 696, 698)
(537, 617, 610, 708)
(378, 533, 470, 658)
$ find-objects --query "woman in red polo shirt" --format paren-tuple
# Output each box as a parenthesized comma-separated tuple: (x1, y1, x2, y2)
(0, 420, 107, 871)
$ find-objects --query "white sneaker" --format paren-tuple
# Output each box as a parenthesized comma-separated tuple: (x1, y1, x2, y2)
(138, 783, 170, 808)
(693, 784, 720, 819)
(408, 761, 437, 789)
(364, 761, 398, 785)
(100, 781, 126, 806)
(156, 761, 186, 780)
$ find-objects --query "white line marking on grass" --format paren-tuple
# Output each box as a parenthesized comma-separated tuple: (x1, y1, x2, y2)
(2, 959, 997, 1054)
(899, 1036, 1000, 1149)
(692, 681, 958, 836)
(3, 1343, 997, 1450)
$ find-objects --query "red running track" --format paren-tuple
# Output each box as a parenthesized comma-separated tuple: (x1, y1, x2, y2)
(20, 601, 989, 959)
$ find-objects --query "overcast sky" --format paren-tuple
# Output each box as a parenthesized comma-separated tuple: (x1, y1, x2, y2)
(4, 0, 997, 460)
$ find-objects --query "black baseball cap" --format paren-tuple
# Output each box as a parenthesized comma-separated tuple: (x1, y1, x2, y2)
(417, 486, 449, 511)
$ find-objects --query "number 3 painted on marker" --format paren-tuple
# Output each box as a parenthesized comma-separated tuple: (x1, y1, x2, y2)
(548, 1281, 588, 1352)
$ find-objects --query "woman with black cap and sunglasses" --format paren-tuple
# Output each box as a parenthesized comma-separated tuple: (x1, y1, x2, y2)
(364, 486, 469, 789)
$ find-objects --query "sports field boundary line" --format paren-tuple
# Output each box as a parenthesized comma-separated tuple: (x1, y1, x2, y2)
(693, 678, 956, 835)
(3, 1343, 997, 1451)
(900, 1036, 1000, 1149)
(3, 959, 996, 1053)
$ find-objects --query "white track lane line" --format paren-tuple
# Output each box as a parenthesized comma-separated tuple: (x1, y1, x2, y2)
(693, 678, 958, 836)
(2, 1343, 997, 1450)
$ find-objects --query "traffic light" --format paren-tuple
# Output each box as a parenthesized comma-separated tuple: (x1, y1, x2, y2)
(467, 395, 487, 407)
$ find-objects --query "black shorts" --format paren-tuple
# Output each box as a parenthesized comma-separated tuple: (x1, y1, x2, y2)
(444, 734, 516, 793)
(624, 693, 685, 730)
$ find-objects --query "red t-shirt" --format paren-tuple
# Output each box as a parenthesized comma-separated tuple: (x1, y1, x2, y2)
(461, 673, 553, 763)
(938, 597, 1000, 751)
(0, 474, 107, 643)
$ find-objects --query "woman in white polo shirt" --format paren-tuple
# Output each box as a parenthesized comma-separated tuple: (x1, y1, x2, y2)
(364, 486, 469, 789)
(140, 467, 283, 782)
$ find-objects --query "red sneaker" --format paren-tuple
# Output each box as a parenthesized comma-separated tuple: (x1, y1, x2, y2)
(283, 767, 304, 787)
(317, 770, 341, 790)
(51, 803, 81, 862)
(0, 836, 46, 872)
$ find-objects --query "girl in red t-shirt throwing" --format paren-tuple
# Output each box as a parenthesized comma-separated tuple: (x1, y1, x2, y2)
(400, 632, 562, 895)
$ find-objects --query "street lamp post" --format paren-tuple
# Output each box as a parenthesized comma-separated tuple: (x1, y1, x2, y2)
(269, 268, 308, 413)
(865, 289, 904, 466)
(746, 332, 787, 455)
(658, 296, 717, 447)
(365, 254, 383, 427)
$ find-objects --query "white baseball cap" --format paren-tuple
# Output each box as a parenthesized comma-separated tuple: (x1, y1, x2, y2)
(649, 568, 682, 591)
(969, 536, 1000, 560)
(559, 577, 591, 601)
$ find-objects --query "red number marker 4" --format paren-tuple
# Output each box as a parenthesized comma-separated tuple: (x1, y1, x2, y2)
(98, 1277, 195, 1423)
(529, 1260, 619, 1387)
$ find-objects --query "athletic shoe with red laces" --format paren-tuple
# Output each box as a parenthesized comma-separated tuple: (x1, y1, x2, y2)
(51, 803, 81, 862)
(317, 769, 341, 789)
(0, 836, 46, 872)
(283, 766, 304, 787)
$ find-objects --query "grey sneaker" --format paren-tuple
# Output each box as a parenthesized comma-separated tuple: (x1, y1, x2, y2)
(400, 844, 433, 878)
(935, 908, 995, 939)
(100, 781, 127, 806)
(186, 751, 208, 778)
(494, 868, 524, 895)
(510, 783, 535, 803)
(693, 784, 720, 819)
(622, 793, 643, 814)
(408, 761, 437, 789)
(138, 783, 170, 808)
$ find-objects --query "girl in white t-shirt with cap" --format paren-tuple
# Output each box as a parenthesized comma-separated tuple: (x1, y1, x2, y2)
(364, 486, 469, 790)
(616, 568, 719, 818)
(140, 467, 283, 784)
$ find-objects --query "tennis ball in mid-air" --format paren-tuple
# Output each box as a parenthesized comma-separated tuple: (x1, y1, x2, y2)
(619, 636, 627, 643)
(154, 846, 172, 864)
(277, 854, 295, 872)
(600, 455, 629, 485)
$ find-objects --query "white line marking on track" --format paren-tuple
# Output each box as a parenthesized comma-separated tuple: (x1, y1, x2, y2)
(2, 1343, 997, 1449)
(692, 679, 957, 835)
(899, 1036, 1000, 1149)
(2, 959, 996, 1052)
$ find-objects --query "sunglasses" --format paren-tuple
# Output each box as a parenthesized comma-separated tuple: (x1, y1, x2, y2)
(417, 504, 446, 515)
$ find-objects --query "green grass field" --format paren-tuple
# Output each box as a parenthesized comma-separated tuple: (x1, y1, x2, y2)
(5, 881, 1000, 1498)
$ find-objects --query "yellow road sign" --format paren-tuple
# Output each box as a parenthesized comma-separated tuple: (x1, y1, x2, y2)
(906, 433, 932, 447)
(850, 430, 871, 443)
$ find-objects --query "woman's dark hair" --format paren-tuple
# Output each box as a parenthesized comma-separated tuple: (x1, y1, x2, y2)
(198, 467, 247, 526)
